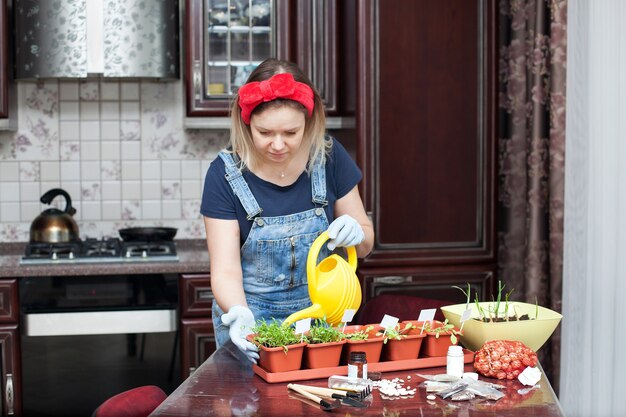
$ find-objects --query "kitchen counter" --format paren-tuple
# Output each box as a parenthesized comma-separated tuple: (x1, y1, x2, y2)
(150, 342, 566, 417)
(0, 239, 210, 277)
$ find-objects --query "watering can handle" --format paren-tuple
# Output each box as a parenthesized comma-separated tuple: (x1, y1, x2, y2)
(307, 231, 357, 289)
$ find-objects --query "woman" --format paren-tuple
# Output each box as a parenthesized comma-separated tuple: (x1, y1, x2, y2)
(201, 58, 374, 362)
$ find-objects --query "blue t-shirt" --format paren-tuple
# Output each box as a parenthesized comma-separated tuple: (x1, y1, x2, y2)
(201, 137, 362, 244)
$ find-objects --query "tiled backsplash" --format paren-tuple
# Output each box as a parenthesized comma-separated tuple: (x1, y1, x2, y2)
(0, 79, 228, 242)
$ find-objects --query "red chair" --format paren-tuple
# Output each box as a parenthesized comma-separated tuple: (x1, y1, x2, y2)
(356, 294, 448, 324)
(93, 385, 167, 417)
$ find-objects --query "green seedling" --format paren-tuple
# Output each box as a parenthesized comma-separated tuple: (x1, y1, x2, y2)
(343, 325, 374, 341)
(455, 281, 536, 323)
(307, 319, 346, 344)
(423, 319, 462, 345)
(251, 318, 300, 353)
(452, 282, 472, 310)
(376, 322, 416, 344)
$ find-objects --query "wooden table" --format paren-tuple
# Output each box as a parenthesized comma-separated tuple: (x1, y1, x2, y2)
(150, 341, 565, 416)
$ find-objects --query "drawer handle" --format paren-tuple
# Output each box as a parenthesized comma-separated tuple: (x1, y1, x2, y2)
(6, 373, 13, 415)
(193, 60, 202, 99)
(197, 289, 213, 302)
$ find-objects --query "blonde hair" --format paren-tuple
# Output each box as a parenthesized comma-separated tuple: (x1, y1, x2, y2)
(229, 58, 331, 172)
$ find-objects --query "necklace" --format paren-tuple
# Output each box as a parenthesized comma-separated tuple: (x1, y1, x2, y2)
(280, 171, 285, 178)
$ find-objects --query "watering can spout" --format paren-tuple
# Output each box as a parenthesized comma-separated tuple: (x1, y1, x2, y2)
(284, 231, 362, 326)
(283, 304, 326, 326)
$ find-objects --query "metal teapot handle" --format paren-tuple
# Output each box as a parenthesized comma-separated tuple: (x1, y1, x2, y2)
(307, 231, 358, 289)
(40, 188, 76, 216)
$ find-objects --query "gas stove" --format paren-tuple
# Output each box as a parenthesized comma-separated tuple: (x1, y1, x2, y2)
(20, 238, 179, 265)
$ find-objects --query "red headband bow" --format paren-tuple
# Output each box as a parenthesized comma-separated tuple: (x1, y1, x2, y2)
(237, 73, 314, 124)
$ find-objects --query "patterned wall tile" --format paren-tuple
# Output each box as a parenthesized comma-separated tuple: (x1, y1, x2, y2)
(121, 200, 141, 220)
(80, 81, 100, 101)
(14, 82, 60, 161)
(19, 161, 40, 181)
(60, 141, 80, 161)
(0, 79, 228, 241)
(120, 121, 141, 141)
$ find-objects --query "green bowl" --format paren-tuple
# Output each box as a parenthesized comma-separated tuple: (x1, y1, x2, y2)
(440, 302, 562, 352)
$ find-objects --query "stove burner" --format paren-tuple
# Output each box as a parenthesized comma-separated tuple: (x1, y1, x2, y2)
(21, 237, 178, 265)
(121, 241, 176, 258)
(25, 242, 82, 259)
(82, 238, 121, 257)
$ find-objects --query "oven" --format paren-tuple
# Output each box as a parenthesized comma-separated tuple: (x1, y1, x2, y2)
(18, 238, 182, 416)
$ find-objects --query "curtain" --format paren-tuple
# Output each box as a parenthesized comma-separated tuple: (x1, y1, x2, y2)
(497, 0, 567, 392)
(561, 1, 626, 416)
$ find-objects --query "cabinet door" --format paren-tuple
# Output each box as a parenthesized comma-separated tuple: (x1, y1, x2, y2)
(0, 0, 8, 119)
(360, 266, 494, 304)
(179, 274, 213, 318)
(180, 319, 215, 379)
(355, 0, 497, 267)
(184, 0, 341, 117)
(0, 281, 18, 325)
(0, 326, 20, 417)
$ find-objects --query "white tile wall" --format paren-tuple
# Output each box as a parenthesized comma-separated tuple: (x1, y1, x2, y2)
(0, 79, 228, 241)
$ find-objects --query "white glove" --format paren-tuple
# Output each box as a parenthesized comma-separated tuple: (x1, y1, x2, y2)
(221, 305, 259, 363)
(327, 214, 365, 251)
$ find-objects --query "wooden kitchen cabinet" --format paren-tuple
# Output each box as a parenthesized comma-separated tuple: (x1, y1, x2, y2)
(0, 280, 21, 416)
(0, 280, 17, 324)
(360, 266, 494, 305)
(0, 327, 19, 417)
(0, 0, 13, 126)
(179, 274, 215, 378)
(353, 1, 498, 300)
(184, 0, 351, 118)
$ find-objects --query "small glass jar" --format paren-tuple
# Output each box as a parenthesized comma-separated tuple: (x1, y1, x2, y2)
(446, 345, 464, 378)
(348, 351, 367, 379)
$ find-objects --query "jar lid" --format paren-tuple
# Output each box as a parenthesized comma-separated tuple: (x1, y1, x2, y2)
(349, 351, 367, 361)
(448, 345, 464, 354)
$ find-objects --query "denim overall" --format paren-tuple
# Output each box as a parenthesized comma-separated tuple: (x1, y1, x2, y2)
(213, 151, 331, 348)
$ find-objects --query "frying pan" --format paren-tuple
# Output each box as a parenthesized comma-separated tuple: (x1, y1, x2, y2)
(119, 227, 177, 241)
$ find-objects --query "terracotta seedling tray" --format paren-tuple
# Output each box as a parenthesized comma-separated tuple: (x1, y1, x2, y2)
(252, 349, 474, 383)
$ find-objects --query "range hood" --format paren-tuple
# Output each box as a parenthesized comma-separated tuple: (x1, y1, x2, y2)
(14, 0, 179, 79)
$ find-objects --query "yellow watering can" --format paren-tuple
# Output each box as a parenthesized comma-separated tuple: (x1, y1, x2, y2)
(283, 231, 362, 326)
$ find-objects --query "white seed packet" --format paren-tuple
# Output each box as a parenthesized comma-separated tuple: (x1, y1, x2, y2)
(518, 366, 542, 386)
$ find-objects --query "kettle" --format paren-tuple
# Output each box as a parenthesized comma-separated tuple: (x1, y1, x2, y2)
(283, 231, 362, 326)
(30, 188, 80, 243)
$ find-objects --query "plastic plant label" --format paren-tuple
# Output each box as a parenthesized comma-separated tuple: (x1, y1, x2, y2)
(460, 307, 472, 331)
(417, 308, 436, 323)
(518, 366, 542, 386)
(380, 314, 399, 330)
(294, 317, 311, 335)
(460, 308, 472, 322)
(341, 309, 356, 324)
(417, 309, 436, 334)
